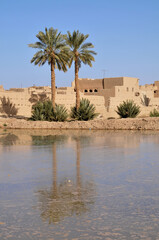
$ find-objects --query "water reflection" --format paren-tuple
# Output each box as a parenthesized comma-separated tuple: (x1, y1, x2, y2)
(1, 130, 159, 239)
(35, 137, 95, 224)
(0, 132, 19, 145)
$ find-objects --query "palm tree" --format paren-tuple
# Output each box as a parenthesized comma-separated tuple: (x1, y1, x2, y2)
(65, 30, 97, 109)
(28, 27, 70, 108)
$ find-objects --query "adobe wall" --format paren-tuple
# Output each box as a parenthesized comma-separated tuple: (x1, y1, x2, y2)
(1, 77, 159, 119)
(55, 91, 106, 116)
(0, 88, 32, 117)
(154, 81, 159, 97)
(0, 85, 107, 118)
(77, 78, 103, 92)
(103, 77, 123, 89)
(84, 88, 115, 107)
(77, 77, 139, 108)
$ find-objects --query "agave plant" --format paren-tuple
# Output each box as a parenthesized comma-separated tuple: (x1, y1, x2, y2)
(71, 98, 98, 121)
(116, 100, 140, 118)
(51, 104, 68, 122)
(30, 101, 68, 122)
(43, 101, 53, 121)
(30, 101, 45, 121)
(150, 109, 159, 117)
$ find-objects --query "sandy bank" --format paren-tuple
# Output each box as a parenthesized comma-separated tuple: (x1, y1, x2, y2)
(0, 117, 159, 130)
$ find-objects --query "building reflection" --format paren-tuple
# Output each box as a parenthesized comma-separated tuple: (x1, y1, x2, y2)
(34, 136, 95, 224)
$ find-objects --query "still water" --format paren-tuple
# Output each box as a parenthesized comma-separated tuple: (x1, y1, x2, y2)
(0, 130, 159, 240)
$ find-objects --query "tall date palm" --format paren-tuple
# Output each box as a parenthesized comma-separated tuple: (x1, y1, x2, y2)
(65, 30, 96, 109)
(28, 27, 70, 108)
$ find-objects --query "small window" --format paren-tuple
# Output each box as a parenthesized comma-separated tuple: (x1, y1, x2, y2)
(132, 88, 134, 92)
(127, 87, 129, 92)
(154, 90, 157, 93)
(84, 89, 88, 92)
(94, 89, 98, 92)
(89, 89, 93, 92)
(118, 89, 120, 92)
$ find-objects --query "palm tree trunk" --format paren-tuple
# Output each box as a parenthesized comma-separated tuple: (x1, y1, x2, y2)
(51, 60, 56, 109)
(75, 58, 80, 109)
(76, 138, 81, 195)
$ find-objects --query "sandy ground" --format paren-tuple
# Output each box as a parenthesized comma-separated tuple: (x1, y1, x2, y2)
(0, 117, 159, 130)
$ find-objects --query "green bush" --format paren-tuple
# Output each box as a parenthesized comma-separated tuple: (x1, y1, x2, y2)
(30, 101, 46, 121)
(51, 104, 68, 122)
(150, 109, 159, 117)
(70, 98, 98, 121)
(116, 100, 140, 118)
(30, 101, 68, 122)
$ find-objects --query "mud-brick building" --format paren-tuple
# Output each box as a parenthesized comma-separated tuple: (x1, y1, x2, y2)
(72, 77, 159, 116)
(0, 77, 159, 118)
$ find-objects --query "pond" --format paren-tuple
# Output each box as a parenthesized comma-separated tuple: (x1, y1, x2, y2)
(0, 130, 159, 240)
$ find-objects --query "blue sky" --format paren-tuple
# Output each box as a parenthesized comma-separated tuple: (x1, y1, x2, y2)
(0, 0, 159, 89)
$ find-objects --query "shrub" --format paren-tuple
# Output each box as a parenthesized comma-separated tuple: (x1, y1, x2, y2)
(70, 98, 98, 121)
(150, 109, 159, 117)
(51, 104, 68, 122)
(116, 100, 140, 118)
(30, 101, 68, 122)
(0, 96, 18, 117)
(30, 101, 45, 121)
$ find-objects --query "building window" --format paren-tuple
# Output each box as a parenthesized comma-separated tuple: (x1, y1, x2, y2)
(84, 89, 88, 92)
(127, 87, 129, 92)
(154, 90, 157, 93)
(94, 89, 98, 92)
(89, 89, 93, 92)
(132, 88, 134, 92)
(118, 89, 120, 92)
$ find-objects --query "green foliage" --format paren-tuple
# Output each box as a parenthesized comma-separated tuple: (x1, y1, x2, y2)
(43, 101, 54, 121)
(116, 100, 140, 118)
(70, 98, 98, 121)
(150, 109, 159, 117)
(65, 30, 97, 69)
(51, 104, 68, 122)
(31, 101, 45, 121)
(0, 96, 18, 117)
(28, 27, 70, 71)
(30, 101, 68, 122)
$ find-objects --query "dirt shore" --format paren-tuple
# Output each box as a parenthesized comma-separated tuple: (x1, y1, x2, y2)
(0, 117, 159, 130)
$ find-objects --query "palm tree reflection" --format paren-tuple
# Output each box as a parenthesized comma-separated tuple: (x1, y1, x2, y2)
(35, 135, 95, 224)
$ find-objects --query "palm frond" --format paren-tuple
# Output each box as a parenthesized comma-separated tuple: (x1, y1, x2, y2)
(29, 27, 70, 69)
(65, 30, 97, 68)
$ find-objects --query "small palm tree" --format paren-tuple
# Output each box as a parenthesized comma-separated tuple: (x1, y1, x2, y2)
(28, 27, 70, 108)
(65, 30, 97, 109)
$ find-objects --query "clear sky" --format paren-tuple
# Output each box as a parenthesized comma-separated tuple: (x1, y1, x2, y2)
(0, 0, 159, 89)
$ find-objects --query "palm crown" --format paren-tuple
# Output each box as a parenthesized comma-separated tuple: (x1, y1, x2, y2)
(65, 30, 96, 68)
(29, 27, 70, 71)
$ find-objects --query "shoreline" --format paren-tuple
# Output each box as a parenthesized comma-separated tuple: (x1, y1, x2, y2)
(1, 117, 159, 130)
